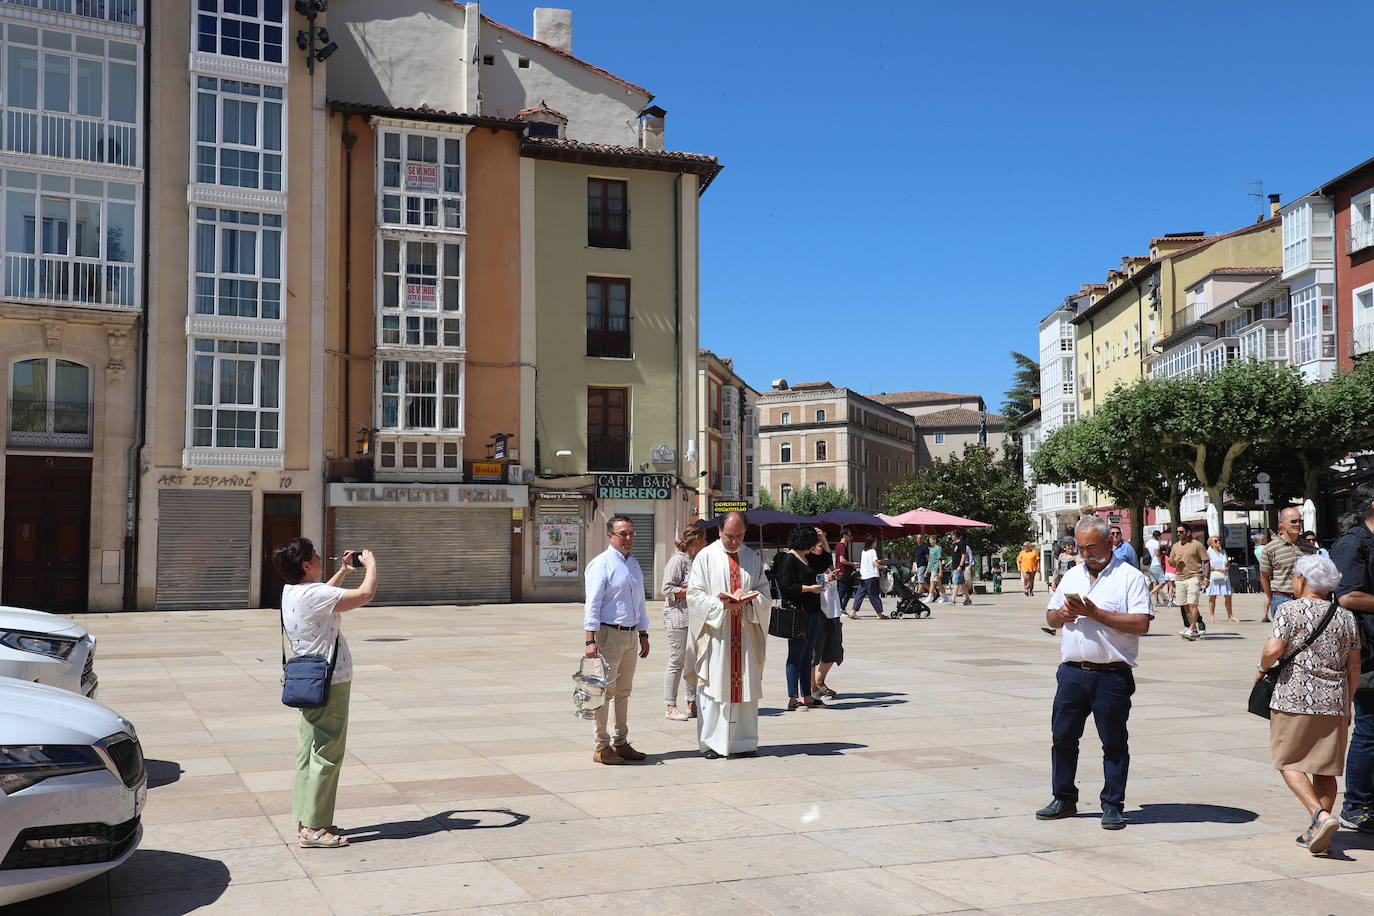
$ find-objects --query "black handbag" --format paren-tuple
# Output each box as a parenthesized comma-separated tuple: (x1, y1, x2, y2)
(768, 600, 808, 639)
(280, 610, 340, 709)
(1248, 602, 1339, 718)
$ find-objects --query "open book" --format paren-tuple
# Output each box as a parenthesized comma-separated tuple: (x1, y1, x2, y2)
(717, 588, 761, 603)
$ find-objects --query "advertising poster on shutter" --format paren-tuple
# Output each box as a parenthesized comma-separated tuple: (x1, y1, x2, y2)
(405, 163, 438, 191)
(539, 520, 581, 578)
(405, 283, 437, 308)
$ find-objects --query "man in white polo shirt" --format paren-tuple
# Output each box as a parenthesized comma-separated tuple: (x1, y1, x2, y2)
(1035, 516, 1153, 830)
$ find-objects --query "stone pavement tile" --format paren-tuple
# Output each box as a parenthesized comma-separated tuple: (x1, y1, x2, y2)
(288, 828, 484, 876)
(492, 845, 692, 899)
(854, 748, 1007, 769)
(459, 737, 587, 757)
(265, 803, 435, 844)
(888, 853, 1128, 909)
(540, 882, 768, 915)
(1032, 840, 1286, 891)
(239, 766, 381, 793)
(314, 861, 532, 915)
(413, 792, 594, 824)
(140, 792, 265, 824)
(519, 763, 700, 794)
(558, 784, 722, 817)
(727, 866, 970, 914)
(810, 818, 1062, 867)
(740, 798, 918, 832)
(140, 815, 282, 853)
(366, 757, 513, 782)
(1146, 877, 1370, 914)
(348, 742, 478, 764)
(391, 774, 550, 803)
(107, 844, 305, 897)
(456, 817, 644, 859)
(604, 807, 789, 844)
(147, 754, 236, 778)
(982, 893, 1188, 915)
(108, 878, 331, 916)
(663, 833, 869, 883)
(804, 768, 972, 799)
(1305, 869, 1374, 900)
(690, 775, 849, 807)
(141, 740, 230, 760)
(254, 783, 405, 816)
(1175, 830, 1374, 878)
(869, 789, 1027, 823)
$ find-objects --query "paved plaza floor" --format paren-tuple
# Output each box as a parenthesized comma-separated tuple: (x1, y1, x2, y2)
(16, 589, 1374, 914)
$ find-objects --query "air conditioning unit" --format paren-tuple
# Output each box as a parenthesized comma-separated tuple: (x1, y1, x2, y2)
(505, 463, 524, 484)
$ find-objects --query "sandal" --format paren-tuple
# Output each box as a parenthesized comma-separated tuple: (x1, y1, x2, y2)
(299, 827, 349, 849)
(665, 707, 689, 721)
(1306, 809, 1339, 855)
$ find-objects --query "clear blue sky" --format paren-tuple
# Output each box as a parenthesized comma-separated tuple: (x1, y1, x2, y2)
(482, 0, 1374, 413)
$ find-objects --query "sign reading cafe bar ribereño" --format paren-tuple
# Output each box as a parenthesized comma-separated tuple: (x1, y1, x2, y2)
(595, 474, 674, 500)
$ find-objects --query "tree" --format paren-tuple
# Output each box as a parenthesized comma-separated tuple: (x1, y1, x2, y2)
(1001, 351, 1040, 474)
(783, 485, 859, 515)
(883, 443, 1032, 553)
(756, 488, 778, 510)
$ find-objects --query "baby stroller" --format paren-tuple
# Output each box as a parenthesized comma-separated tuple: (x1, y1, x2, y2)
(889, 573, 931, 619)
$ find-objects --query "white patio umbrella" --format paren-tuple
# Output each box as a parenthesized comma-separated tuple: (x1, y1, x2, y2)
(1205, 503, 1221, 537)
(1302, 499, 1317, 533)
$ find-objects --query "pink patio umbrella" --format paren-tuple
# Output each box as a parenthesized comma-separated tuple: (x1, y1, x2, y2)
(886, 508, 991, 534)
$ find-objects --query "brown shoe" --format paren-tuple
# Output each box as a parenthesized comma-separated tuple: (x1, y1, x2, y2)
(612, 744, 647, 761)
(593, 747, 624, 765)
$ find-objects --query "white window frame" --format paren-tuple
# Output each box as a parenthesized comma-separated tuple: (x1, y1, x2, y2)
(779, 411, 791, 425)
(376, 358, 465, 434)
(376, 436, 464, 472)
(1351, 189, 1374, 254)
(815, 408, 825, 422)
(933, 432, 944, 444)
(779, 482, 793, 504)
(1, 169, 140, 309)
(1292, 283, 1335, 365)
(377, 236, 464, 350)
(193, 76, 285, 192)
(187, 337, 282, 452)
(376, 123, 467, 233)
(195, 0, 287, 64)
(191, 206, 284, 320)
(779, 441, 792, 463)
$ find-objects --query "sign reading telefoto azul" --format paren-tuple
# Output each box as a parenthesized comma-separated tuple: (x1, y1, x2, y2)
(596, 474, 674, 500)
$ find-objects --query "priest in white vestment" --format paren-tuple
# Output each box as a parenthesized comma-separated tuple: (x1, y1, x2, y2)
(687, 512, 767, 758)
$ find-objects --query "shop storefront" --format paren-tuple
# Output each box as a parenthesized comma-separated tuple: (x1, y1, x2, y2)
(327, 482, 526, 605)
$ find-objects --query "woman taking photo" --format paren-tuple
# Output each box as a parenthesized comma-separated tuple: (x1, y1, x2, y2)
(661, 524, 705, 721)
(273, 538, 378, 849)
(1257, 554, 1360, 856)
(1204, 535, 1237, 624)
(772, 524, 826, 711)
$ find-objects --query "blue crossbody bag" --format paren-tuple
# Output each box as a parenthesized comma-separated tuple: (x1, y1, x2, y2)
(280, 609, 339, 709)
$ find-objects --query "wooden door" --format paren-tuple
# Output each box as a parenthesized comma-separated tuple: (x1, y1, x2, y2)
(260, 493, 301, 608)
(2, 456, 91, 611)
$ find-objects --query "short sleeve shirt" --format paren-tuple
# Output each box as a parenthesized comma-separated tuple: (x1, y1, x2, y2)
(1047, 556, 1154, 666)
(1145, 538, 1162, 567)
(1260, 537, 1318, 588)
(928, 546, 944, 570)
(282, 582, 351, 685)
(859, 549, 880, 579)
(1270, 598, 1360, 715)
(1168, 540, 1208, 580)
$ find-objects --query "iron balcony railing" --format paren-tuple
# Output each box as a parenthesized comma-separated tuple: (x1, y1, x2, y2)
(2, 256, 136, 309)
(1348, 219, 1374, 256)
(1350, 325, 1374, 359)
(8, 399, 93, 449)
(4, 111, 138, 167)
(587, 434, 629, 471)
(1, 0, 138, 25)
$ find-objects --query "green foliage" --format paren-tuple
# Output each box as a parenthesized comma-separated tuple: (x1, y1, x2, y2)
(782, 485, 859, 515)
(1001, 351, 1040, 425)
(756, 488, 778, 510)
(882, 443, 1032, 552)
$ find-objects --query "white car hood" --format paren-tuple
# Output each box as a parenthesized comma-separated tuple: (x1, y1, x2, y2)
(0, 677, 133, 745)
(0, 606, 86, 639)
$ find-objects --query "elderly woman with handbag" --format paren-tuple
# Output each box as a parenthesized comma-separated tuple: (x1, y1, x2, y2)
(1255, 554, 1361, 855)
(273, 538, 377, 849)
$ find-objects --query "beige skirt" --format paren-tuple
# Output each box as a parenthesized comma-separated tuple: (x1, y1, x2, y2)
(1269, 710, 1348, 775)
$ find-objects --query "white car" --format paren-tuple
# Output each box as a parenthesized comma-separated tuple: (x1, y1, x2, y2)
(0, 676, 145, 906)
(0, 606, 98, 698)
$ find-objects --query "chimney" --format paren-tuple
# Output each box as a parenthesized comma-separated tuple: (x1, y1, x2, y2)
(533, 8, 572, 53)
(771, 378, 789, 391)
(639, 105, 666, 151)
(1268, 193, 1282, 218)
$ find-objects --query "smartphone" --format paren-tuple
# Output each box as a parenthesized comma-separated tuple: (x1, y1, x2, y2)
(1063, 592, 1082, 602)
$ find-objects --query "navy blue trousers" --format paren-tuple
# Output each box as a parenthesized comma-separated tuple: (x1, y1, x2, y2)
(1051, 662, 1135, 810)
(851, 577, 885, 615)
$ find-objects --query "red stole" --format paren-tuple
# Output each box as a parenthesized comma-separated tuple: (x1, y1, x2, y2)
(727, 551, 743, 703)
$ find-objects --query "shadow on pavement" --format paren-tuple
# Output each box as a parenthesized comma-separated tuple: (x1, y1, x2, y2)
(9, 850, 233, 914)
(756, 742, 868, 757)
(1125, 802, 1259, 824)
(345, 808, 530, 843)
(145, 759, 183, 789)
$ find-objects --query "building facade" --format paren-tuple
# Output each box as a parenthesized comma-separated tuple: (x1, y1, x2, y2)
(757, 381, 916, 512)
(695, 348, 758, 519)
(0, 0, 144, 611)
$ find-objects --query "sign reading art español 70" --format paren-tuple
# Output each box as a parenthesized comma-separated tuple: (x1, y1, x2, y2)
(596, 474, 674, 500)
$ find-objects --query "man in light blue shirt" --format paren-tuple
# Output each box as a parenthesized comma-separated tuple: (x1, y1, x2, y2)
(1109, 526, 1138, 569)
(583, 514, 650, 765)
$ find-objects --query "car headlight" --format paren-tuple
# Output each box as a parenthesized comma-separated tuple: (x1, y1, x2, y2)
(0, 630, 79, 659)
(0, 745, 106, 794)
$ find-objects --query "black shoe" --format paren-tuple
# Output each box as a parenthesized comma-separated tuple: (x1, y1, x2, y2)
(702, 749, 722, 759)
(1035, 799, 1077, 820)
(728, 750, 757, 758)
(1100, 806, 1125, 830)
(1040, 626, 1057, 636)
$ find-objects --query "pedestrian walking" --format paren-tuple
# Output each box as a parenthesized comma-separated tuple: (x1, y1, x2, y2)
(950, 529, 974, 606)
(927, 535, 950, 605)
(913, 538, 931, 598)
(1109, 526, 1138, 569)
(1205, 535, 1237, 624)
(583, 515, 651, 765)
(1258, 555, 1360, 855)
(1170, 525, 1208, 641)
(835, 529, 859, 616)
(1017, 541, 1040, 596)
(661, 525, 704, 722)
(273, 539, 378, 849)
(1143, 531, 1167, 606)
(1054, 539, 1078, 589)
(990, 554, 1004, 594)
(1261, 507, 1318, 625)
(1329, 481, 1374, 834)
(851, 535, 890, 618)
(1036, 517, 1153, 830)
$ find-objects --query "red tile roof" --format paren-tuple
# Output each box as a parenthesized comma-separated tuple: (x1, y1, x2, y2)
(917, 407, 1006, 430)
(866, 390, 982, 406)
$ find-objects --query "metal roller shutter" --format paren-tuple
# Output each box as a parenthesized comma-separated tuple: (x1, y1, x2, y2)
(622, 512, 655, 599)
(333, 508, 510, 604)
(156, 490, 252, 609)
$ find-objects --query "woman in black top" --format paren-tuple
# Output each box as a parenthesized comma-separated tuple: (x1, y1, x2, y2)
(773, 524, 826, 711)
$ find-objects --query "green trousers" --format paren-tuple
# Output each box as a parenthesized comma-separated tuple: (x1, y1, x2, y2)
(293, 680, 351, 827)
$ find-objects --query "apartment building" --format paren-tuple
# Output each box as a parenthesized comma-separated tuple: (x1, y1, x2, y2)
(867, 390, 1003, 467)
(757, 381, 916, 512)
(696, 348, 759, 518)
(0, 0, 143, 611)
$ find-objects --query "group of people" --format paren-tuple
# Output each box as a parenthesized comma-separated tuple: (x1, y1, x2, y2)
(1036, 488, 1374, 855)
(906, 531, 978, 606)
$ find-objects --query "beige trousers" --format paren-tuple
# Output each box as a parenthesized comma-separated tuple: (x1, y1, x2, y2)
(593, 627, 638, 750)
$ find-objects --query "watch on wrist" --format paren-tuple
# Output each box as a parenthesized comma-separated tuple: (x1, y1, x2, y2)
(586, 639, 597, 645)
(638, 632, 648, 638)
